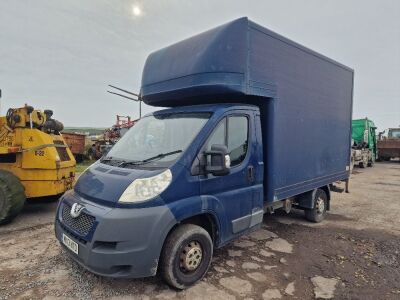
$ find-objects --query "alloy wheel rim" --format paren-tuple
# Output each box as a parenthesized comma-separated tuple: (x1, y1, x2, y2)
(315, 197, 325, 214)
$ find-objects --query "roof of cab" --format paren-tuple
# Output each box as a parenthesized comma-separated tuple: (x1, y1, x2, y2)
(148, 103, 259, 117)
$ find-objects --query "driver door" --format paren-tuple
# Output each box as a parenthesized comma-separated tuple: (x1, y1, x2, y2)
(199, 113, 261, 243)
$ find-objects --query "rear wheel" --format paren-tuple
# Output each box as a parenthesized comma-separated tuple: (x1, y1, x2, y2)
(160, 224, 213, 289)
(304, 189, 327, 223)
(0, 171, 26, 224)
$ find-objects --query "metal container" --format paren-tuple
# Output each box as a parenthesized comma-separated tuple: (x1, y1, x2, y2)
(62, 132, 86, 162)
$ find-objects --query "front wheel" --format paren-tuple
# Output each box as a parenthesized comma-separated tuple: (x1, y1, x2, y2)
(359, 157, 368, 168)
(160, 224, 213, 289)
(367, 158, 374, 167)
(304, 189, 327, 223)
(0, 171, 26, 225)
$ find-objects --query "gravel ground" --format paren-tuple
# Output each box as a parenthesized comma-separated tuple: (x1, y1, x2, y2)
(0, 161, 399, 299)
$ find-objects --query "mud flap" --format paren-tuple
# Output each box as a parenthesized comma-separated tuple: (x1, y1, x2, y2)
(296, 190, 316, 210)
(296, 187, 331, 211)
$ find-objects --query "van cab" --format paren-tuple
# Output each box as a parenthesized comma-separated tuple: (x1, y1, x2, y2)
(56, 104, 266, 288)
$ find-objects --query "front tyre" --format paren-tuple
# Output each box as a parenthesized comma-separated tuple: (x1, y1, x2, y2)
(160, 224, 213, 289)
(304, 189, 327, 223)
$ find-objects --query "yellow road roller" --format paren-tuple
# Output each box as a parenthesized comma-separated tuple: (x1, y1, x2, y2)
(0, 105, 76, 224)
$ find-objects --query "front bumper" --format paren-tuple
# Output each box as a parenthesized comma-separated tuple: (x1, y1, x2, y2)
(55, 192, 176, 278)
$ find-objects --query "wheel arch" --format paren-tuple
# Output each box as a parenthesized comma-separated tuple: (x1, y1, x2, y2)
(166, 211, 221, 247)
(320, 185, 331, 210)
(295, 185, 331, 211)
(165, 195, 227, 248)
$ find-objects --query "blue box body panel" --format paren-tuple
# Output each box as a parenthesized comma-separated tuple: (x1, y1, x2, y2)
(141, 17, 353, 202)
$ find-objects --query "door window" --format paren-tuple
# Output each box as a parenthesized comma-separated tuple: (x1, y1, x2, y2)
(205, 116, 249, 168)
(206, 119, 226, 151)
(204, 119, 226, 166)
(227, 116, 249, 167)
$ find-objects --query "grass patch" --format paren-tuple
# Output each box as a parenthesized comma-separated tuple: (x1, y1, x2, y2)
(76, 160, 96, 173)
(63, 127, 105, 136)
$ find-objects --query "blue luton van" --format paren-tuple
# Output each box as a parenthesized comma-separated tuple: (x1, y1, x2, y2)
(55, 17, 354, 289)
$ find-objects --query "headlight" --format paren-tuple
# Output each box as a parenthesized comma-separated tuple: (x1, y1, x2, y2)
(118, 169, 172, 203)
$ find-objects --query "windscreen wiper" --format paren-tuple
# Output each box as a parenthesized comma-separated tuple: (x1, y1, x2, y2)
(101, 157, 128, 166)
(118, 150, 183, 167)
(101, 156, 113, 162)
(141, 150, 183, 163)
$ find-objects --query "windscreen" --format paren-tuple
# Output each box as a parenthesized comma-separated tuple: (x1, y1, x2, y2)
(389, 129, 400, 138)
(104, 112, 211, 168)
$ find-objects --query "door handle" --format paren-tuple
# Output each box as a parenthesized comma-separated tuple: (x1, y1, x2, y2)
(247, 165, 255, 183)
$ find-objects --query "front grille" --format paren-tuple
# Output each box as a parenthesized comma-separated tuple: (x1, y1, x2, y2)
(59, 221, 87, 244)
(61, 203, 95, 236)
(54, 140, 71, 161)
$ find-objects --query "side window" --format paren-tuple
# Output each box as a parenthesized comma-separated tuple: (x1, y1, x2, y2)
(206, 119, 226, 151)
(202, 115, 248, 168)
(228, 116, 248, 167)
(204, 118, 226, 166)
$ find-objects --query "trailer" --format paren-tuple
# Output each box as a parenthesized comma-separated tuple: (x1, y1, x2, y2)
(56, 17, 354, 289)
(62, 132, 86, 162)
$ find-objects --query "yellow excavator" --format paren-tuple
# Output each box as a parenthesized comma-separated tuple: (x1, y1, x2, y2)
(0, 104, 76, 224)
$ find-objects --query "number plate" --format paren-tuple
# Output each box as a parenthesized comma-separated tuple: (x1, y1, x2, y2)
(62, 233, 79, 255)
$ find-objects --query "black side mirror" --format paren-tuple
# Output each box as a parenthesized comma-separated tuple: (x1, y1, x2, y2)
(204, 144, 230, 176)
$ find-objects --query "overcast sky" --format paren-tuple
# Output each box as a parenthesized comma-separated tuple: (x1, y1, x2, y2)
(0, 0, 399, 130)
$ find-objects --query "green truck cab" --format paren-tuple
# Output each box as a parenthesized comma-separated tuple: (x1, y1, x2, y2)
(351, 118, 377, 168)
